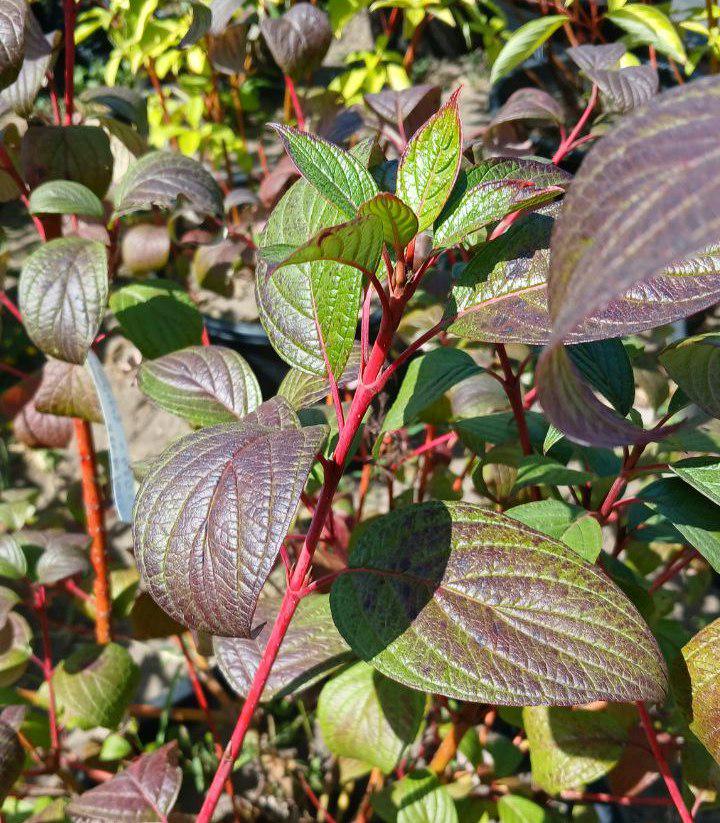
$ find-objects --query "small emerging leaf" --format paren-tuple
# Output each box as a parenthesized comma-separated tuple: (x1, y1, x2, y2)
(358, 193, 418, 253)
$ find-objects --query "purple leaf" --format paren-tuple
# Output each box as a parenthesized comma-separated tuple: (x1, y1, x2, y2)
(0, 0, 26, 90)
(331, 501, 668, 705)
(214, 593, 349, 699)
(485, 88, 564, 138)
(67, 743, 181, 822)
(133, 398, 327, 636)
(261, 3, 331, 79)
(364, 85, 441, 139)
(34, 359, 102, 423)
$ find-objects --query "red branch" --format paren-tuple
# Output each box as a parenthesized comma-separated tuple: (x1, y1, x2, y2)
(74, 420, 111, 644)
(33, 587, 60, 763)
(636, 703, 694, 823)
(63, 0, 76, 124)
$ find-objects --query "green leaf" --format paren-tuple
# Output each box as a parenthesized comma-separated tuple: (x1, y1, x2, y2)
(0, 612, 31, 687)
(358, 193, 418, 254)
(138, 345, 262, 426)
(561, 515, 602, 563)
(214, 594, 349, 700)
(134, 398, 328, 637)
(317, 662, 426, 774)
(672, 456, 720, 507)
(28, 180, 104, 218)
(382, 348, 482, 434)
(18, 238, 108, 365)
(256, 173, 348, 375)
(523, 705, 633, 793)
(454, 411, 550, 453)
(397, 89, 462, 233)
(330, 501, 668, 705)
(270, 125, 378, 219)
(109, 280, 203, 359)
(278, 347, 361, 410)
(0, 536, 26, 580)
(113, 151, 223, 217)
(371, 769, 458, 823)
(567, 339, 635, 416)
(513, 455, 593, 491)
(434, 159, 568, 250)
(490, 16, 567, 84)
(270, 214, 384, 278)
(506, 500, 583, 540)
(606, 4, 686, 64)
(21, 125, 113, 198)
(679, 619, 720, 765)
(661, 333, 720, 418)
(641, 477, 720, 572)
(52, 643, 139, 730)
(543, 425, 564, 454)
(98, 733, 133, 762)
(497, 795, 550, 823)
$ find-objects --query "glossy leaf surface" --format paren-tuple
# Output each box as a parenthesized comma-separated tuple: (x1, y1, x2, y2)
(0, 0, 26, 90)
(396, 90, 462, 233)
(113, 151, 223, 217)
(490, 16, 566, 83)
(29, 181, 104, 219)
(67, 743, 181, 822)
(271, 125, 377, 219)
(134, 399, 327, 636)
(138, 345, 262, 426)
(357, 193, 418, 253)
(19, 238, 108, 365)
(330, 501, 667, 704)
(214, 594, 349, 700)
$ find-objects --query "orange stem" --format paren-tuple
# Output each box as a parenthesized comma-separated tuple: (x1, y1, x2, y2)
(73, 419, 111, 644)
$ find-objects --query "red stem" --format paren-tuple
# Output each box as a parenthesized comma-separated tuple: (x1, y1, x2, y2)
(552, 84, 598, 164)
(284, 75, 305, 130)
(496, 344, 532, 457)
(33, 586, 60, 762)
(636, 703, 694, 823)
(74, 420, 112, 644)
(648, 548, 697, 594)
(197, 293, 407, 822)
(63, 0, 76, 124)
(562, 790, 672, 808)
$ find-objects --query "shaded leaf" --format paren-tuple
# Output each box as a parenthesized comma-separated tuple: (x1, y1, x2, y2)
(0, 716, 23, 803)
(261, 3, 331, 79)
(661, 333, 720, 418)
(134, 398, 327, 636)
(365, 85, 441, 139)
(82, 86, 148, 136)
(109, 280, 203, 359)
(34, 359, 102, 423)
(679, 619, 720, 765)
(21, 126, 113, 198)
(207, 23, 247, 75)
(330, 501, 667, 704)
(121, 224, 170, 274)
(0, 10, 59, 116)
(358, 193, 418, 254)
(34, 531, 91, 584)
(396, 89, 462, 233)
(138, 345, 261, 426)
(372, 769, 458, 823)
(0, 0, 26, 90)
(214, 594, 350, 700)
(524, 704, 633, 793)
(18, 238, 108, 365)
(29, 180, 104, 219)
(179, 1, 212, 47)
(318, 661, 426, 773)
(568, 45, 658, 113)
(0, 611, 31, 687)
(382, 347, 482, 434)
(513, 455, 593, 491)
(113, 151, 223, 217)
(490, 16, 566, 84)
(567, 338, 634, 416)
(53, 643, 139, 730)
(485, 88, 564, 136)
(270, 125, 378, 219)
(640, 477, 720, 573)
(67, 743, 181, 822)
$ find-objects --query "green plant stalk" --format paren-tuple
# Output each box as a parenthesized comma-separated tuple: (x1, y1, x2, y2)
(198, 281, 409, 821)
